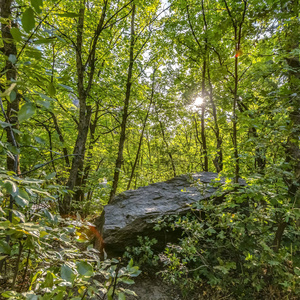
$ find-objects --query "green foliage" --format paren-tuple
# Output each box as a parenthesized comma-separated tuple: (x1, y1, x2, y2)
(124, 236, 160, 267)
(21, 8, 35, 33)
(0, 171, 140, 299)
(0, 0, 300, 298)
(158, 179, 300, 298)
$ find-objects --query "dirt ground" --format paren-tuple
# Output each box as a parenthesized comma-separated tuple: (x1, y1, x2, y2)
(124, 272, 183, 300)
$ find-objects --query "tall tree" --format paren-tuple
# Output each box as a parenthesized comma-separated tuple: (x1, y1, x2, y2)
(109, 4, 136, 202)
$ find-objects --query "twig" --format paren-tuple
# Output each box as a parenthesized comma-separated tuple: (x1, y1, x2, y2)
(17, 154, 79, 176)
(17, 0, 63, 60)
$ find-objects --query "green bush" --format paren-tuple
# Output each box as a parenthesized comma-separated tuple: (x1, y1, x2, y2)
(0, 172, 140, 299)
(158, 178, 300, 299)
(124, 236, 160, 268)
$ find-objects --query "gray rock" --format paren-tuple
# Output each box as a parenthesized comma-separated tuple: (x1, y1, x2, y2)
(95, 172, 239, 255)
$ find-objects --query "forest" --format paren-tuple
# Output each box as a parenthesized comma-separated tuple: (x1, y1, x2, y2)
(0, 0, 299, 299)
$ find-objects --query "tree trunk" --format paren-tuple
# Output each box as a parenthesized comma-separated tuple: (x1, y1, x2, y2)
(127, 70, 156, 190)
(201, 54, 208, 172)
(156, 107, 176, 178)
(201, 0, 208, 172)
(1, 0, 20, 174)
(223, 0, 247, 182)
(207, 64, 223, 172)
(0, 0, 19, 273)
(109, 4, 136, 203)
(61, 0, 109, 213)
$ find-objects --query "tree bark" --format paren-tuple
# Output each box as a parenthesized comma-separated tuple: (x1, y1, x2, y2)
(155, 107, 177, 178)
(207, 65, 223, 172)
(223, 0, 247, 182)
(61, 0, 110, 213)
(201, 0, 208, 172)
(1, 0, 20, 174)
(109, 4, 136, 203)
(127, 70, 156, 190)
(0, 0, 19, 273)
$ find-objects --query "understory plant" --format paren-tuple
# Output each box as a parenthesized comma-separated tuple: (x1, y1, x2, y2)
(124, 236, 160, 268)
(0, 171, 140, 300)
(157, 177, 300, 299)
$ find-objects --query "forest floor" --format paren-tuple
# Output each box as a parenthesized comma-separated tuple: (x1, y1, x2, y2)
(124, 272, 183, 300)
(121, 269, 296, 300)
(122, 271, 227, 300)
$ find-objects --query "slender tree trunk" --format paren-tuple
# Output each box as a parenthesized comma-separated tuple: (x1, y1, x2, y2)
(193, 116, 204, 170)
(156, 108, 176, 177)
(0, 0, 19, 273)
(201, 0, 208, 172)
(75, 102, 101, 207)
(127, 70, 156, 190)
(201, 55, 208, 172)
(61, 1, 89, 214)
(61, 0, 109, 213)
(233, 34, 239, 183)
(207, 64, 223, 172)
(109, 4, 136, 203)
(1, 0, 20, 174)
(223, 0, 247, 182)
(50, 112, 70, 167)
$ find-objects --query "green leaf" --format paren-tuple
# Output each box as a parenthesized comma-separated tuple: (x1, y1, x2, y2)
(34, 136, 46, 144)
(44, 272, 54, 288)
(18, 102, 36, 123)
(22, 8, 35, 33)
(8, 54, 17, 64)
(119, 278, 134, 285)
(61, 264, 75, 283)
(107, 287, 113, 300)
(4, 180, 17, 195)
(30, 270, 42, 287)
(15, 189, 30, 208)
(0, 240, 11, 255)
(45, 172, 56, 180)
(53, 292, 64, 300)
(55, 12, 81, 17)
(31, 0, 43, 14)
(44, 209, 54, 222)
(15, 194, 29, 207)
(48, 82, 56, 97)
(25, 292, 39, 300)
(128, 259, 133, 268)
(1, 291, 17, 298)
(19, 188, 30, 201)
(10, 28, 22, 42)
(37, 99, 51, 109)
(12, 210, 26, 222)
(0, 206, 5, 215)
(25, 48, 42, 59)
(58, 83, 73, 91)
(77, 261, 93, 276)
(118, 292, 126, 300)
(0, 83, 16, 97)
(33, 38, 54, 44)
(0, 121, 11, 128)
(10, 90, 17, 101)
(37, 92, 55, 101)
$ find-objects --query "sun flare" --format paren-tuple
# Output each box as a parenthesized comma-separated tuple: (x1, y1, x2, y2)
(194, 96, 203, 106)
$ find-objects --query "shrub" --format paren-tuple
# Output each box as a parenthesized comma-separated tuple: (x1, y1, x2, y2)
(158, 178, 300, 299)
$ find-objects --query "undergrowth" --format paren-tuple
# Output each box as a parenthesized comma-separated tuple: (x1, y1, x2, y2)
(0, 171, 140, 300)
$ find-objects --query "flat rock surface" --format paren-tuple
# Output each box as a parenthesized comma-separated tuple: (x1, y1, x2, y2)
(96, 172, 229, 254)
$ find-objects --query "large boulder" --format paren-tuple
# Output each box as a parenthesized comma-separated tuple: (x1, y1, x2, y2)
(95, 172, 231, 255)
